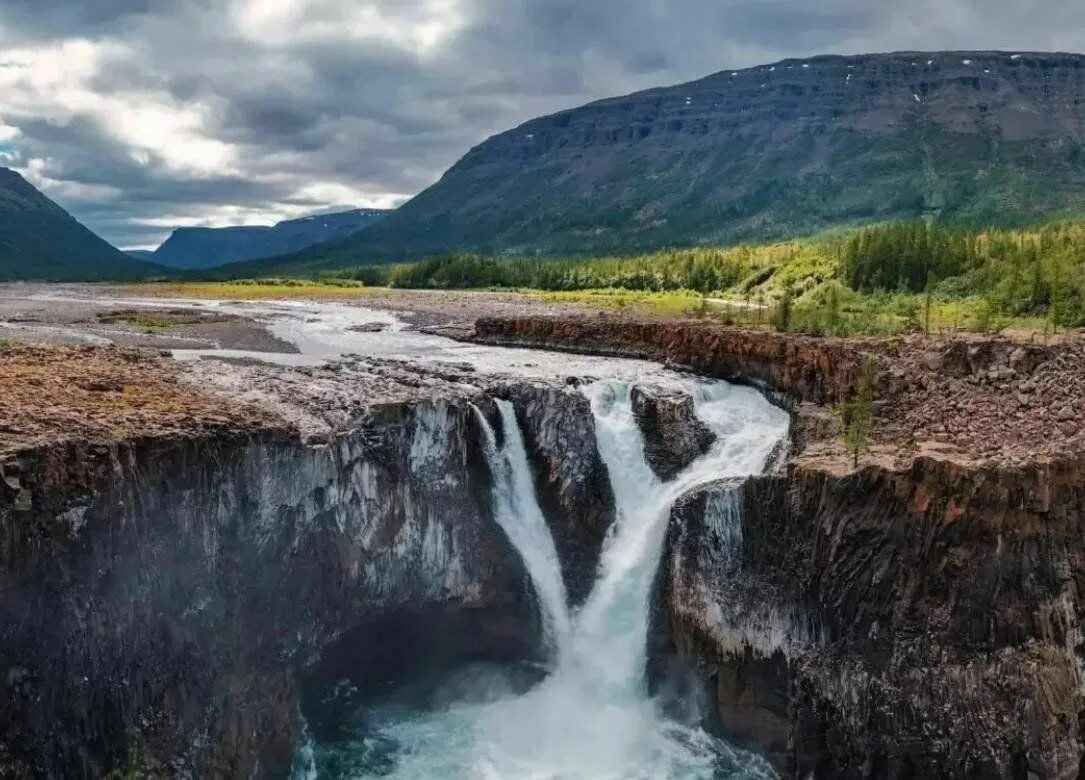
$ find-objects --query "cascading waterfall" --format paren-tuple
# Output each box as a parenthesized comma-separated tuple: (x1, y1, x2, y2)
(474, 400, 571, 653)
(316, 377, 787, 779)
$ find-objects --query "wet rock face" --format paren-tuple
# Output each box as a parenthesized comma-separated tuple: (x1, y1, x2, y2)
(631, 386, 716, 481)
(500, 383, 615, 606)
(659, 457, 1085, 778)
(0, 399, 535, 778)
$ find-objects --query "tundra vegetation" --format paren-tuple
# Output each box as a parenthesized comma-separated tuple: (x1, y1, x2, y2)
(143, 220, 1085, 337)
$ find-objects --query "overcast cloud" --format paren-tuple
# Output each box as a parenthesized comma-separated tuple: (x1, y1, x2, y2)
(1, 0, 1083, 247)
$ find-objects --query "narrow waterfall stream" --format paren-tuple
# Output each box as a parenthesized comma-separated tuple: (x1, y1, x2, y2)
(302, 376, 787, 779)
(475, 400, 572, 653)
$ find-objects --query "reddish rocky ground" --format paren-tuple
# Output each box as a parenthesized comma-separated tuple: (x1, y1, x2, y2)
(876, 336, 1084, 464)
(0, 345, 278, 455)
(1, 283, 1081, 468)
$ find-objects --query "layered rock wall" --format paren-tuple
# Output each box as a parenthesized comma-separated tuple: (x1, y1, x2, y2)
(0, 401, 533, 777)
(662, 454, 1085, 778)
(473, 317, 867, 405)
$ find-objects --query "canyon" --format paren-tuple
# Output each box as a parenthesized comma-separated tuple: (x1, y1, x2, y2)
(1, 290, 1084, 778)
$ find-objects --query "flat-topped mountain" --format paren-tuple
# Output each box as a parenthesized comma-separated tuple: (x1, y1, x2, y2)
(0, 168, 163, 281)
(260, 51, 1085, 272)
(152, 208, 389, 270)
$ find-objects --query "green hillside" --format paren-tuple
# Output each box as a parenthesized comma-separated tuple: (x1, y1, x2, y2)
(0, 168, 164, 281)
(223, 51, 1085, 276)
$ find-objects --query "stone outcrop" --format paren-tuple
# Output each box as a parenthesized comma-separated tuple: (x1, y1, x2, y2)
(498, 382, 615, 605)
(469, 316, 1085, 777)
(5, 319, 1085, 779)
(473, 316, 867, 406)
(472, 315, 1085, 463)
(659, 440, 1085, 777)
(2, 343, 736, 777)
(631, 385, 717, 480)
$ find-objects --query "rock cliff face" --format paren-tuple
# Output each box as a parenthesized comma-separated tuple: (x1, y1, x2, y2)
(0, 390, 606, 777)
(263, 51, 1085, 269)
(498, 383, 615, 606)
(661, 455, 1085, 778)
(631, 385, 717, 481)
(473, 316, 867, 405)
(5, 321, 1084, 778)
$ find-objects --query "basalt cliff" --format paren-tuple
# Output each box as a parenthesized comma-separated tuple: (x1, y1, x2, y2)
(2, 317, 1085, 778)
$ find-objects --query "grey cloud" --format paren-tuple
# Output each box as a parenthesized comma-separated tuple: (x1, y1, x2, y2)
(3, 0, 1085, 247)
(0, 0, 208, 37)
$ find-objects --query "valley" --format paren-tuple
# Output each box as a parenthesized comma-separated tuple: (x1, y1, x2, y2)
(2, 285, 1083, 777)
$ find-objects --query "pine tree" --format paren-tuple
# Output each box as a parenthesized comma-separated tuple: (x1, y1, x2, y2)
(772, 287, 794, 332)
(841, 358, 877, 468)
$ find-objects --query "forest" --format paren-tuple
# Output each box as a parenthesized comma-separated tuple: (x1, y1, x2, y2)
(329, 220, 1085, 336)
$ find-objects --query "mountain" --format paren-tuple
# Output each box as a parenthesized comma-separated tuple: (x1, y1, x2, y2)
(152, 208, 389, 270)
(126, 250, 157, 262)
(0, 168, 164, 281)
(251, 50, 1085, 273)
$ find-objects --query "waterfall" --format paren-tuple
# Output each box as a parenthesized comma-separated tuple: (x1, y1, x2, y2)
(326, 378, 787, 779)
(474, 400, 571, 653)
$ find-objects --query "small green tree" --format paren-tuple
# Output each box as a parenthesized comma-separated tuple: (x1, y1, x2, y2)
(840, 358, 877, 468)
(772, 287, 794, 332)
(923, 285, 933, 334)
(825, 282, 842, 335)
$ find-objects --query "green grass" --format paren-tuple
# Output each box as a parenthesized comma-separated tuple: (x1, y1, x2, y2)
(126, 279, 376, 301)
(123, 313, 180, 333)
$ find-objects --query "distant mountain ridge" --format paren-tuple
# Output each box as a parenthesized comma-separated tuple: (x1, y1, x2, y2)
(0, 168, 163, 281)
(151, 208, 389, 270)
(244, 50, 1085, 274)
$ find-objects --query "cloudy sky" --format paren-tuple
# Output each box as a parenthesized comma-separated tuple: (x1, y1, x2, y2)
(0, 0, 1082, 248)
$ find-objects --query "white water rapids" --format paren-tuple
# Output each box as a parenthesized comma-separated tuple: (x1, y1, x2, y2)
(299, 374, 787, 779)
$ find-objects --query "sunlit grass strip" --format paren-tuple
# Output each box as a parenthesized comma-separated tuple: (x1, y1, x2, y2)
(125, 280, 382, 300)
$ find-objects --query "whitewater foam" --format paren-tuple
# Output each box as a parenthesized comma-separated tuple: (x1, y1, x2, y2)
(308, 376, 787, 778)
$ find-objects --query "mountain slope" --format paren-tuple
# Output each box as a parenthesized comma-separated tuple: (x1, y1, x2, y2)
(152, 208, 389, 270)
(0, 168, 164, 281)
(254, 50, 1085, 273)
